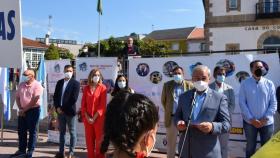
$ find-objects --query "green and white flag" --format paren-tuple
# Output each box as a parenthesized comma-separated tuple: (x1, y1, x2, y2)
(97, 0, 102, 15)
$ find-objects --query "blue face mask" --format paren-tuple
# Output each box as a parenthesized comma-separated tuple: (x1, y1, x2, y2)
(22, 76, 29, 82)
(216, 75, 225, 83)
(173, 74, 183, 83)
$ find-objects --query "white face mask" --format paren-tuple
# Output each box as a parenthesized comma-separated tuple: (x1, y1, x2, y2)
(92, 76, 100, 83)
(64, 72, 73, 79)
(118, 81, 126, 89)
(193, 81, 208, 92)
(146, 132, 156, 157)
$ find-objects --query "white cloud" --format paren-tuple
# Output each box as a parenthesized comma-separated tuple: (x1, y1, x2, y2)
(168, 8, 191, 13)
(22, 19, 81, 40)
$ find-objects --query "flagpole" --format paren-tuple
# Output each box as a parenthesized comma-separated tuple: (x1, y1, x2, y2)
(1, 101, 4, 143)
(98, 12, 101, 57)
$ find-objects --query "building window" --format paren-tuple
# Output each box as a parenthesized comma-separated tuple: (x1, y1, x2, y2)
(171, 43, 179, 51)
(226, 0, 241, 12)
(229, 0, 237, 9)
(25, 53, 31, 61)
(225, 43, 240, 54)
(263, 36, 280, 53)
(200, 43, 206, 52)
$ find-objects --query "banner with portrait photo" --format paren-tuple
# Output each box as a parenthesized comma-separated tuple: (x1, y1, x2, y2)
(128, 53, 280, 156)
(46, 60, 71, 143)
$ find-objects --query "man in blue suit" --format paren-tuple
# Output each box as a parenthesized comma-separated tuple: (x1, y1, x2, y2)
(174, 65, 231, 158)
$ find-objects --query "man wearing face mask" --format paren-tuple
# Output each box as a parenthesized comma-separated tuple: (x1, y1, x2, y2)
(174, 65, 230, 158)
(10, 69, 43, 158)
(209, 66, 235, 158)
(53, 65, 80, 158)
(239, 60, 277, 158)
(161, 66, 193, 158)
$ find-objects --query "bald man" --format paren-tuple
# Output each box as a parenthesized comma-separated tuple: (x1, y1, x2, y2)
(10, 69, 43, 158)
(174, 65, 230, 158)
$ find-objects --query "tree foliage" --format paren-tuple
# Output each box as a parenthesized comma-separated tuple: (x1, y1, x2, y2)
(59, 49, 74, 59)
(45, 44, 60, 60)
(45, 44, 74, 60)
(80, 36, 169, 57)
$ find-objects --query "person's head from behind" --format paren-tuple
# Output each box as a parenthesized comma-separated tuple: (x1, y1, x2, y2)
(101, 92, 159, 157)
(115, 75, 129, 90)
(64, 65, 73, 80)
(22, 68, 36, 84)
(87, 68, 103, 86)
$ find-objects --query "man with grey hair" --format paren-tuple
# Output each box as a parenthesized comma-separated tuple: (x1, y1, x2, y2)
(174, 65, 231, 158)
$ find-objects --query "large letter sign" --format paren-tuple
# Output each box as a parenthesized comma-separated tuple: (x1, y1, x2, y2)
(0, 0, 22, 68)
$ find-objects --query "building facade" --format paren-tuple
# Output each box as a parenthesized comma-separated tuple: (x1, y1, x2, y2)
(36, 37, 83, 57)
(23, 37, 48, 68)
(187, 28, 206, 52)
(203, 0, 280, 53)
(146, 27, 194, 53)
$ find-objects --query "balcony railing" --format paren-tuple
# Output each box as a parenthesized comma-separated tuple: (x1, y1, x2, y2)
(256, 1, 280, 19)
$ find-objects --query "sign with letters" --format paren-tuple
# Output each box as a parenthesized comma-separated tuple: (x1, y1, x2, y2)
(0, 0, 22, 68)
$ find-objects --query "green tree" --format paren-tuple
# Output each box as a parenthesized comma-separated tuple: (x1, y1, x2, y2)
(45, 44, 60, 60)
(59, 49, 74, 59)
(139, 38, 169, 56)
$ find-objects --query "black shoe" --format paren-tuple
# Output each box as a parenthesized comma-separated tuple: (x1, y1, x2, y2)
(9, 150, 26, 158)
(25, 151, 32, 158)
(55, 152, 64, 158)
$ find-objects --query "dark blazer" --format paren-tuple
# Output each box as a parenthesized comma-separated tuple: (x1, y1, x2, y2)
(174, 89, 231, 158)
(209, 82, 235, 114)
(123, 45, 139, 57)
(277, 86, 280, 114)
(53, 78, 80, 116)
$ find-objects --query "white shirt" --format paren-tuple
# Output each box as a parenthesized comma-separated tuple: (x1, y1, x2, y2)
(61, 79, 70, 106)
(215, 82, 224, 93)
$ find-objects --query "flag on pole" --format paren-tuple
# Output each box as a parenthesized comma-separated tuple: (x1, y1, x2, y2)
(97, 0, 102, 15)
(37, 57, 48, 120)
(0, 67, 10, 121)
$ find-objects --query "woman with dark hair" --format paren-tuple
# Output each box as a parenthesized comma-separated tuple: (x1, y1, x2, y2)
(81, 68, 107, 158)
(101, 92, 159, 158)
(111, 75, 134, 97)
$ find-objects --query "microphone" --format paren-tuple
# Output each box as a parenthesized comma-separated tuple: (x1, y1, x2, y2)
(179, 90, 197, 158)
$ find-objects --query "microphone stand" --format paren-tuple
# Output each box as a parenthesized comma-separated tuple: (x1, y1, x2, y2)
(179, 91, 197, 158)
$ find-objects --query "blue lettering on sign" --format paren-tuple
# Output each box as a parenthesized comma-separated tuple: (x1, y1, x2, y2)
(0, 10, 16, 40)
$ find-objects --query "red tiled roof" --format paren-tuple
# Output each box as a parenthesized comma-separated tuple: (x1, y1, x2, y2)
(188, 28, 205, 40)
(23, 37, 49, 49)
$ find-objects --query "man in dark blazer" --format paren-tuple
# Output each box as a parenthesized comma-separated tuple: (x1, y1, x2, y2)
(53, 65, 80, 158)
(209, 66, 235, 158)
(174, 65, 230, 158)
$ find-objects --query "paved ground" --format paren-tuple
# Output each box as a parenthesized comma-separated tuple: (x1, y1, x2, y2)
(0, 129, 168, 158)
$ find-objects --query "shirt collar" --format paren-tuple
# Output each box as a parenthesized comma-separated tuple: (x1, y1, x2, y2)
(252, 76, 264, 84)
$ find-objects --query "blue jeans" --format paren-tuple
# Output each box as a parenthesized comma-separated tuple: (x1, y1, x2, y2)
(18, 107, 40, 157)
(58, 113, 77, 155)
(243, 120, 274, 158)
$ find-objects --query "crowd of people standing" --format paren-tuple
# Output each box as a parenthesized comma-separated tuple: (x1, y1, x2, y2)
(9, 57, 279, 158)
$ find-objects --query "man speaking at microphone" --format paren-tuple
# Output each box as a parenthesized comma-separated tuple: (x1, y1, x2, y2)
(174, 65, 231, 158)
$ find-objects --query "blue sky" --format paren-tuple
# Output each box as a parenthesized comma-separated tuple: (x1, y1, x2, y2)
(21, 0, 205, 44)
